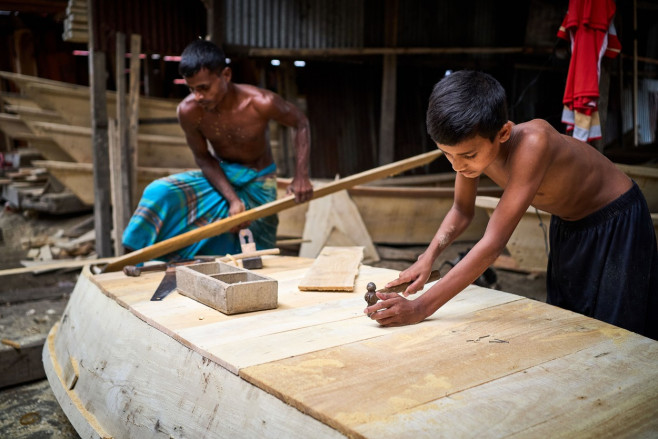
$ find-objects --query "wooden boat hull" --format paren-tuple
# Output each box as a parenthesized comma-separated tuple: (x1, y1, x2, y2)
(43, 257, 658, 438)
(43, 266, 344, 438)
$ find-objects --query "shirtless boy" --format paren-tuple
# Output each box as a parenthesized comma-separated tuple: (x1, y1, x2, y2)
(365, 70, 657, 339)
(123, 40, 312, 259)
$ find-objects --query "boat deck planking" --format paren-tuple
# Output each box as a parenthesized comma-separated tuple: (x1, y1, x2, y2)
(44, 255, 658, 438)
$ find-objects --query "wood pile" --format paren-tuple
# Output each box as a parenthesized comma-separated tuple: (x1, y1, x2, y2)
(62, 0, 88, 44)
(0, 151, 90, 215)
(17, 215, 97, 272)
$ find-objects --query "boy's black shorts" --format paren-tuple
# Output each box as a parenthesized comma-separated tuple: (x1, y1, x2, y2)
(547, 181, 658, 340)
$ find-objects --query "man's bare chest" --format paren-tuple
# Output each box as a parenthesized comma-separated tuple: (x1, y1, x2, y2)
(198, 115, 267, 146)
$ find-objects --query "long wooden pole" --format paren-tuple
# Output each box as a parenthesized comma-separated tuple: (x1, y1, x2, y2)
(102, 150, 442, 272)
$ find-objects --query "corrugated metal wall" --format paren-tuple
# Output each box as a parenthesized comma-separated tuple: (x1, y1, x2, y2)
(224, 0, 364, 48)
(92, 0, 206, 54)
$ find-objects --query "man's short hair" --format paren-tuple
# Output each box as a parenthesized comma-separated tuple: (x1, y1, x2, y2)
(179, 39, 227, 78)
(426, 70, 508, 145)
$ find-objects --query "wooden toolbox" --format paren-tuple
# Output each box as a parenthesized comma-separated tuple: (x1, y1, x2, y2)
(175, 261, 278, 315)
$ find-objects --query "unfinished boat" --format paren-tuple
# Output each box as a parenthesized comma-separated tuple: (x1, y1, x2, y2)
(43, 255, 658, 438)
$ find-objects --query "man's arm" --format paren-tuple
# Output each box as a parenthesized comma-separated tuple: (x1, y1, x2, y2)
(255, 91, 313, 203)
(177, 101, 247, 223)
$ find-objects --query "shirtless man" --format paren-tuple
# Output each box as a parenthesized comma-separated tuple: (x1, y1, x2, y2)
(364, 70, 657, 339)
(122, 40, 312, 259)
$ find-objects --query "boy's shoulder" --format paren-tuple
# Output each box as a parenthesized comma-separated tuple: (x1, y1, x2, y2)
(509, 119, 554, 143)
(504, 119, 558, 162)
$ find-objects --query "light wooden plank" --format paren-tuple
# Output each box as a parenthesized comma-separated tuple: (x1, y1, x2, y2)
(202, 286, 520, 374)
(298, 246, 364, 291)
(354, 337, 658, 439)
(125, 262, 400, 335)
(240, 299, 628, 438)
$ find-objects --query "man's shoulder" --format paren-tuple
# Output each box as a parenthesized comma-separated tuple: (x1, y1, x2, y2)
(235, 83, 271, 99)
(177, 95, 202, 117)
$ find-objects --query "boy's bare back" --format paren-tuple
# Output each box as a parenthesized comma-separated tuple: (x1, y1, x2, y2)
(486, 119, 632, 221)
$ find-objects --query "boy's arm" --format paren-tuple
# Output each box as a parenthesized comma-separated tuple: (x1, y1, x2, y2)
(368, 140, 550, 326)
(384, 173, 479, 295)
(255, 91, 313, 203)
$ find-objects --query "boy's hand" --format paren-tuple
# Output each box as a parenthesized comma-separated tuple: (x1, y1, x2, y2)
(385, 259, 433, 297)
(364, 292, 427, 326)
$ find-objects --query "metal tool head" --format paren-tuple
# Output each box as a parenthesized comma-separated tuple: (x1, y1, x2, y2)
(239, 229, 257, 253)
(238, 229, 262, 269)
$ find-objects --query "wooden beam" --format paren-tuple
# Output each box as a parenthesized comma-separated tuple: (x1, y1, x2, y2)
(102, 150, 443, 272)
(247, 47, 533, 58)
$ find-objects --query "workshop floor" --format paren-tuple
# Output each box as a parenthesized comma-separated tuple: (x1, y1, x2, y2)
(0, 207, 546, 438)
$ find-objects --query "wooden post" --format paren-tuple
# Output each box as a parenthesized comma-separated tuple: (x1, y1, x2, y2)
(280, 60, 297, 177)
(208, 0, 226, 47)
(115, 32, 132, 232)
(378, 0, 399, 166)
(378, 54, 397, 165)
(12, 29, 38, 76)
(108, 118, 128, 256)
(88, 0, 113, 257)
(129, 34, 141, 208)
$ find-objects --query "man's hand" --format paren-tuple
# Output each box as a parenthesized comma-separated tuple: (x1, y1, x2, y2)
(384, 256, 433, 297)
(228, 199, 250, 233)
(364, 292, 427, 327)
(287, 176, 313, 203)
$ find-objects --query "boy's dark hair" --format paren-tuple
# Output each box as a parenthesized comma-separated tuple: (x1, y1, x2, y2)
(426, 70, 508, 145)
(179, 39, 227, 78)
